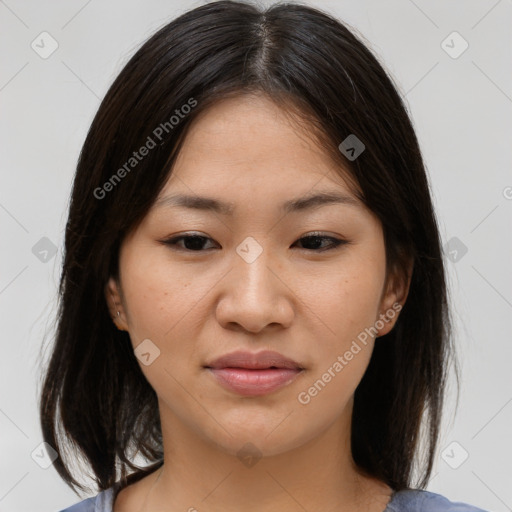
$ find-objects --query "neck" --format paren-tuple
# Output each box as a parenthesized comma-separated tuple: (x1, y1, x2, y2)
(138, 398, 392, 512)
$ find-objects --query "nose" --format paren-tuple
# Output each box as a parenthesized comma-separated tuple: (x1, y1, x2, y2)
(215, 244, 295, 334)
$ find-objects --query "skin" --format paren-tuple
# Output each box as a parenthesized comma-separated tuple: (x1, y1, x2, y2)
(106, 93, 412, 512)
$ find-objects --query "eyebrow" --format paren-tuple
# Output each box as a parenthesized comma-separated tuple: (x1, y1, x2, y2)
(153, 190, 362, 215)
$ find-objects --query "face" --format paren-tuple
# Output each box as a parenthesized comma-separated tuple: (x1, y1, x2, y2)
(107, 93, 409, 458)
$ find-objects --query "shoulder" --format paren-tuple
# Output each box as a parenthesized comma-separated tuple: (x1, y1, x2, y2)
(57, 488, 114, 512)
(387, 488, 489, 512)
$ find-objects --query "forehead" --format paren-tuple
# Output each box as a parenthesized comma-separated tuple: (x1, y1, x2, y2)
(161, 94, 361, 201)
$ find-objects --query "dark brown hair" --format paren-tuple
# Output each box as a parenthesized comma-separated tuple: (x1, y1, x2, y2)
(38, 0, 458, 499)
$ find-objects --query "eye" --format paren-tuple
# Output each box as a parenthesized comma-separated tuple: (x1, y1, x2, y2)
(161, 233, 218, 251)
(161, 232, 348, 253)
(292, 233, 348, 252)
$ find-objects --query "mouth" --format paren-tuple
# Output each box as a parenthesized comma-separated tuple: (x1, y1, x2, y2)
(204, 350, 305, 397)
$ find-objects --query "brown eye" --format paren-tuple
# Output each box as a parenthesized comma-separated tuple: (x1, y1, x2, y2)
(292, 234, 347, 252)
(162, 234, 218, 251)
(160, 232, 348, 253)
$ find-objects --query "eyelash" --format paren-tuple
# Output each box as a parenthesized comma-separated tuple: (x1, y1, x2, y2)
(160, 232, 348, 253)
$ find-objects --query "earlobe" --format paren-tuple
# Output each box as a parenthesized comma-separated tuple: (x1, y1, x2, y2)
(105, 277, 128, 331)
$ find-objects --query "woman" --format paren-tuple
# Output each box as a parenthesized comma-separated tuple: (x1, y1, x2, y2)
(40, 1, 488, 511)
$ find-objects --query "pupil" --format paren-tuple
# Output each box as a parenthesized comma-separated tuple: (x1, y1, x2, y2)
(186, 236, 204, 250)
(305, 236, 322, 249)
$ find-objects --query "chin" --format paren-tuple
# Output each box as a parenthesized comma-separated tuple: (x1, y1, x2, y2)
(198, 417, 316, 460)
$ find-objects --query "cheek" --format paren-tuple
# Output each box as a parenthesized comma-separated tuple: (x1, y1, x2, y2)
(295, 347, 372, 428)
(120, 248, 193, 340)
(299, 256, 384, 395)
(120, 247, 222, 366)
(296, 274, 379, 415)
(300, 264, 383, 342)
(120, 253, 207, 392)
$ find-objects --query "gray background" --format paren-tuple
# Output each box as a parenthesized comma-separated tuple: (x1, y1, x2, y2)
(1, 0, 511, 510)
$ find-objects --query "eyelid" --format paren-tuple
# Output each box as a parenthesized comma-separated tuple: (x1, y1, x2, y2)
(160, 231, 349, 252)
(160, 232, 218, 250)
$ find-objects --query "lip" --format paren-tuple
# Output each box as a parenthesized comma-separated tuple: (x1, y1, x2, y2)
(204, 350, 304, 397)
(205, 350, 303, 370)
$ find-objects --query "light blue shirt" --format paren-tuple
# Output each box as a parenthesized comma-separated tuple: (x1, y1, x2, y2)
(58, 487, 489, 511)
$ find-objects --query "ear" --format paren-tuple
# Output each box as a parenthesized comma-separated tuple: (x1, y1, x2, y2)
(375, 256, 413, 338)
(105, 276, 129, 331)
